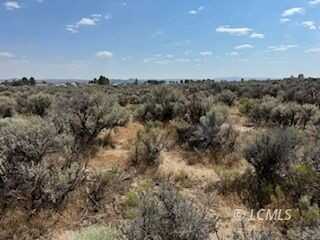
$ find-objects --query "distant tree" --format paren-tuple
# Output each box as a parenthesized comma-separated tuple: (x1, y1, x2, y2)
(21, 77, 28, 83)
(298, 74, 305, 81)
(29, 77, 36, 85)
(89, 75, 110, 85)
(100, 75, 110, 85)
(2, 77, 36, 86)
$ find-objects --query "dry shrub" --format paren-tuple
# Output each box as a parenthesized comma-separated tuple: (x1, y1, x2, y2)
(120, 182, 220, 240)
(129, 123, 168, 169)
(52, 91, 129, 150)
(174, 106, 238, 161)
(27, 93, 52, 117)
(244, 128, 298, 207)
(0, 96, 16, 118)
(135, 86, 186, 122)
(0, 117, 85, 212)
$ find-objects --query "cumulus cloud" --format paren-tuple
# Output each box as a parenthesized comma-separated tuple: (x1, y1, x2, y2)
(96, 51, 113, 59)
(302, 21, 317, 30)
(66, 14, 103, 33)
(250, 33, 264, 39)
(188, 6, 204, 15)
(200, 51, 213, 56)
(309, 0, 320, 5)
(282, 8, 305, 17)
(0, 52, 15, 58)
(269, 45, 298, 52)
(4, 1, 21, 10)
(78, 18, 97, 26)
(234, 44, 254, 50)
(216, 26, 252, 36)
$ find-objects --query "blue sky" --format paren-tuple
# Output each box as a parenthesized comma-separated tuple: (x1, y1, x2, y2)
(1, 0, 320, 79)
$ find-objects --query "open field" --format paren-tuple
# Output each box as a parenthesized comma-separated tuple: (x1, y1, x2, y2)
(0, 78, 319, 239)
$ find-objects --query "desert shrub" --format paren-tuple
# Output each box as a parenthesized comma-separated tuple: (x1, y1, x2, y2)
(175, 106, 237, 158)
(26, 93, 52, 117)
(15, 91, 33, 113)
(287, 223, 320, 240)
(285, 141, 320, 212)
(0, 117, 85, 211)
(250, 99, 317, 128)
(248, 96, 279, 125)
(73, 225, 118, 240)
(299, 104, 319, 129)
(217, 90, 236, 106)
(0, 96, 16, 118)
(0, 117, 58, 164)
(286, 164, 320, 207)
(239, 98, 255, 115)
(270, 103, 301, 127)
(85, 171, 111, 212)
(120, 182, 219, 240)
(185, 94, 208, 124)
(55, 91, 128, 148)
(130, 124, 167, 168)
(135, 87, 186, 122)
(244, 129, 298, 207)
(232, 232, 274, 240)
(232, 222, 274, 240)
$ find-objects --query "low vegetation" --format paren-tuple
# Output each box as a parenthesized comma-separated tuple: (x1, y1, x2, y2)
(0, 78, 319, 239)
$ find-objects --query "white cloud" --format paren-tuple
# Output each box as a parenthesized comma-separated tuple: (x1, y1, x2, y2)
(309, 0, 320, 5)
(4, 1, 21, 10)
(96, 51, 113, 59)
(269, 45, 298, 52)
(302, 21, 317, 30)
(66, 14, 102, 33)
(280, 18, 291, 23)
(282, 8, 305, 17)
(188, 10, 197, 15)
(78, 17, 97, 26)
(234, 44, 254, 50)
(305, 48, 320, 53)
(250, 33, 264, 39)
(216, 26, 252, 36)
(188, 6, 204, 15)
(200, 51, 213, 56)
(0, 52, 15, 58)
(65, 25, 79, 33)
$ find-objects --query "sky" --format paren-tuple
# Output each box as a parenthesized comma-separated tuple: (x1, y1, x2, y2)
(1, 0, 320, 79)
